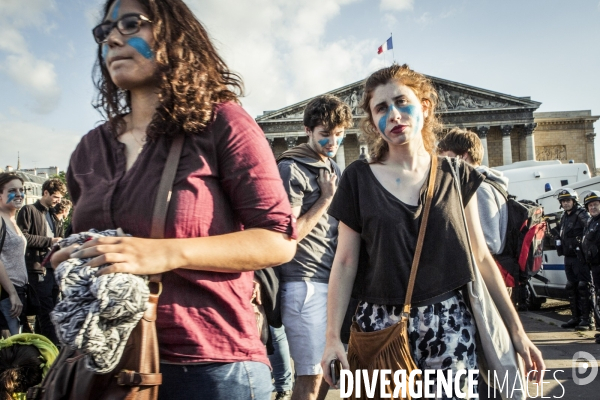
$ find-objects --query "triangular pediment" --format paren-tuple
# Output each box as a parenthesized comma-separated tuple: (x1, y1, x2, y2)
(256, 75, 541, 123)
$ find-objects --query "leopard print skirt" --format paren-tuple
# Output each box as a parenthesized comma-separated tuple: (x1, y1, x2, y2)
(355, 290, 478, 399)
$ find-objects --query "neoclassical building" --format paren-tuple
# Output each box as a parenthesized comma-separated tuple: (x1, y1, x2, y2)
(257, 75, 599, 173)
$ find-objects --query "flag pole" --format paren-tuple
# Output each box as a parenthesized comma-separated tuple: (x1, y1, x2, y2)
(391, 32, 395, 64)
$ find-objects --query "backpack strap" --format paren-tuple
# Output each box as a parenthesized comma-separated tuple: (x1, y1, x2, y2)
(483, 177, 509, 200)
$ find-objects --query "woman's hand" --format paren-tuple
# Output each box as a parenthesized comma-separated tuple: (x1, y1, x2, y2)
(8, 292, 23, 319)
(320, 338, 349, 388)
(51, 244, 80, 268)
(70, 236, 177, 276)
(512, 331, 546, 384)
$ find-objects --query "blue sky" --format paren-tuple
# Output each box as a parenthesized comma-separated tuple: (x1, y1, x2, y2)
(1, 0, 599, 170)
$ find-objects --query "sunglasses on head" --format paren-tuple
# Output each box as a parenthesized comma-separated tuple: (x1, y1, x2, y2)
(92, 13, 152, 44)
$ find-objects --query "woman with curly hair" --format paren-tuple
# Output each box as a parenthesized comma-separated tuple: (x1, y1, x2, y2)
(320, 65, 545, 398)
(51, 0, 297, 398)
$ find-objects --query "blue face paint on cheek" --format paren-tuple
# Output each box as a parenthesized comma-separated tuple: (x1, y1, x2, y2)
(102, 44, 108, 63)
(378, 104, 393, 136)
(6, 193, 16, 204)
(337, 137, 344, 146)
(318, 138, 329, 147)
(127, 37, 153, 59)
(111, 0, 121, 20)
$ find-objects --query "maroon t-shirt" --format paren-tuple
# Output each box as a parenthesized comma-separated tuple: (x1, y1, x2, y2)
(67, 102, 297, 365)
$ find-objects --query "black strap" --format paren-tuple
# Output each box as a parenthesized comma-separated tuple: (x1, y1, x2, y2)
(483, 177, 509, 200)
(0, 218, 6, 256)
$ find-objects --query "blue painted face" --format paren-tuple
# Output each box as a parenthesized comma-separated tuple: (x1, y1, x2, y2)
(6, 189, 24, 205)
(127, 37, 153, 59)
(317, 138, 335, 157)
(377, 103, 421, 140)
(337, 137, 344, 147)
(104, 0, 154, 61)
(111, 0, 121, 20)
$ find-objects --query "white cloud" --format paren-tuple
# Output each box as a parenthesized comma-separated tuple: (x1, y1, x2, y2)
(0, 120, 80, 171)
(3, 54, 61, 114)
(186, 0, 387, 117)
(380, 0, 414, 12)
(0, 0, 61, 114)
(416, 12, 432, 25)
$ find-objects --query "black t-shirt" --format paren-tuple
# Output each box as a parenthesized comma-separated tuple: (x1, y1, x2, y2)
(328, 156, 484, 305)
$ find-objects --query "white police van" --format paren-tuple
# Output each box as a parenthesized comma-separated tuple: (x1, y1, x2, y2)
(495, 160, 600, 308)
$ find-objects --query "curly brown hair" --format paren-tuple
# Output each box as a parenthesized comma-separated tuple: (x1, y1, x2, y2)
(303, 94, 354, 132)
(359, 64, 441, 163)
(94, 0, 244, 138)
(437, 128, 484, 166)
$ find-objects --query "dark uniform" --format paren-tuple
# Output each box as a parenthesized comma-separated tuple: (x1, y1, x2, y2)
(558, 196, 592, 329)
(580, 192, 600, 337)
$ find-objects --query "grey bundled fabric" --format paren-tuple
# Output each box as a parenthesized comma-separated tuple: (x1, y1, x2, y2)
(50, 229, 149, 373)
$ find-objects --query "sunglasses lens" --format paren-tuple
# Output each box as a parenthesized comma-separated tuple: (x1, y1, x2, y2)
(119, 16, 141, 35)
(93, 24, 111, 43)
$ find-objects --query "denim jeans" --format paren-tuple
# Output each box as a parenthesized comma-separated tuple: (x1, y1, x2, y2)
(268, 325, 293, 392)
(159, 361, 272, 400)
(0, 298, 21, 335)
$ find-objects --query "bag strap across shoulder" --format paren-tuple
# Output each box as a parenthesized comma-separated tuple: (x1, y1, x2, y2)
(402, 155, 438, 317)
(147, 134, 185, 286)
(0, 217, 6, 256)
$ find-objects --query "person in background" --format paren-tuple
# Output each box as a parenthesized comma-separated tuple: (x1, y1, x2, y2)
(16, 178, 65, 344)
(556, 188, 594, 331)
(52, 199, 72, 235)
(276, 94, 353, 400)
(0, 173, 27, 337)
(580, 190, 600, 343)
(437, 128, 512, 289)
(437, 127, 512, 400)
(0, 333, 59, 399)
(51, 0, 297, 398)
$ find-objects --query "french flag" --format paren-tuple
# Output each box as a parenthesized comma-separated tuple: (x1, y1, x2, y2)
(377, 36, 393, 54)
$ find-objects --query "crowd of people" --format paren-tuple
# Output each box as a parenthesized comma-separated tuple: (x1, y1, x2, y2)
(4, 0, 598, 398)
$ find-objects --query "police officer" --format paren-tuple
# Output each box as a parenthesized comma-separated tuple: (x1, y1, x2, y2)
(581, 190, 600, 343)
(556, 188, 593, 330)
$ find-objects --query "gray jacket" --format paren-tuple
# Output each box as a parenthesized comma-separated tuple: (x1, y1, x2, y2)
(476, 165, 509, 255)
(277, 154, 341, 283)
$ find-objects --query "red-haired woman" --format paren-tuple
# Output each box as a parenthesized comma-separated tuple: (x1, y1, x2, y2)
(51, 0, 297, 398)
(321, 65, 545, 398)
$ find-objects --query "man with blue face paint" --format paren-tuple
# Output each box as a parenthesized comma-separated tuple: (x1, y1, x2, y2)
(275, 94, 353, 400)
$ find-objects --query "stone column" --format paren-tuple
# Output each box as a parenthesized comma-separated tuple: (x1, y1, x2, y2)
(523, 123, 537, 161)
(285, 136, 297, 149)
(266, 137, 274, 150)
(476, 126, 490, 166)
(501, 125, 513, 166)
(586, 133, 596, 172)
(335, 142, 346, 171)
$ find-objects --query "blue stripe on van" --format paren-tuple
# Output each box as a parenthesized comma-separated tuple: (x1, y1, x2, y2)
(542, 264, 565, 271)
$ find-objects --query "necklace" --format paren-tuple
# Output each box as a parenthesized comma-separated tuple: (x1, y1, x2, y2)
(130, 131, 147, 154)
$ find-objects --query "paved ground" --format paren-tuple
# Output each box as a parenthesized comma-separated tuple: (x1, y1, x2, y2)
(274, 300, 600, 399)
